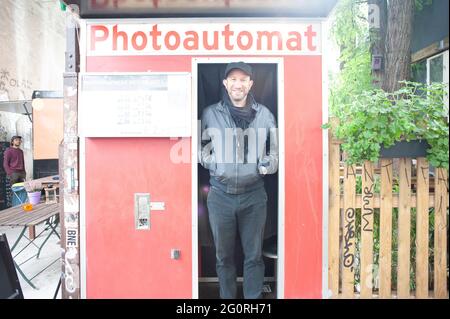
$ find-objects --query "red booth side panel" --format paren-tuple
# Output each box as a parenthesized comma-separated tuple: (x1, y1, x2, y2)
(284, 56, 323, 298)
(84, 56, 192, 298)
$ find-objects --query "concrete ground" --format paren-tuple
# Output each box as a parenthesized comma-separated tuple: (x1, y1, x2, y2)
(1, 223, 61, 299)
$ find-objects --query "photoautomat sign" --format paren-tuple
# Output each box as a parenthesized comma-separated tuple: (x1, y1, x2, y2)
(87, 22, 322, 56)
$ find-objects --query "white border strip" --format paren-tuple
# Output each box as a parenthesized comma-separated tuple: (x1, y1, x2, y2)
(444, 50, 449, 122)
(85, 17, 326, 25)
(192, 57, 285, 299)
(321, 19, 330, 299)
(79, 131, 87, 299)
(276, 58, 286, 299)
(191, 61, 199, 299)
(79, 19, 87, 300)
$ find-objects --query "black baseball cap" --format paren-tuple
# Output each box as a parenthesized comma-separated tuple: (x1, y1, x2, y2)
(10, 136, 22, 145)
(224, 62, 252, 79)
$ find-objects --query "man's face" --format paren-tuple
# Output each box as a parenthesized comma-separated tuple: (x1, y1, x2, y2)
(223, 69, 253, 106)
(12, 138, 21, 147)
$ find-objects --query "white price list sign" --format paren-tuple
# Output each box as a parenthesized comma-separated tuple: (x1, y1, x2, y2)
(79, 73, 191, 137)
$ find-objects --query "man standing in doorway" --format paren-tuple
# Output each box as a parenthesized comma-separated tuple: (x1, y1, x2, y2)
(3, 135, 26, 185)
(200, 62, 278, 299)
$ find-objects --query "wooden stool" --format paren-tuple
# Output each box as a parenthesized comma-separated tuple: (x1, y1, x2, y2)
(44, 187, 58, 204)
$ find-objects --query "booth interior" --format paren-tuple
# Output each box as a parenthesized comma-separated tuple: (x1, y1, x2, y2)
(197, 63, 279, 298)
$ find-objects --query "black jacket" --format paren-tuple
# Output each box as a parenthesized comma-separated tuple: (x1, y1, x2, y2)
(199, 95, 278, 194)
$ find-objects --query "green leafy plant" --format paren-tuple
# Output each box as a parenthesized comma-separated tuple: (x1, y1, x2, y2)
(324, 81, 449, 169)
(329, 0, 373, 118)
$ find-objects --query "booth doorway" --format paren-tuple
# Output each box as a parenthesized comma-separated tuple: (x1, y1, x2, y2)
(193, 59, 283, 299)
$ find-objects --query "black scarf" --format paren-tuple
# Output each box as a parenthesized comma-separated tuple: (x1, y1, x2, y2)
(222, 92, 256, 130)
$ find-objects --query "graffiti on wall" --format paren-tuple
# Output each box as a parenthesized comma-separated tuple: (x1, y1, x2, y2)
(0, 68, 33, 101)
(362, 163, 374, 232)
(64, 211, 80, 298)
(343, 207, 356, 272)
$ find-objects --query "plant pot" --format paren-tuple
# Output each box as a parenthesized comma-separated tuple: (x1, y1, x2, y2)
(379, 140, 430, 158)
(27, 191, 41, 205)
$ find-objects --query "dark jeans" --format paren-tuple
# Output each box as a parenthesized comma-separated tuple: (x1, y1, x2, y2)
(9, 171, 26, 185)
(207, 185, 267, 299)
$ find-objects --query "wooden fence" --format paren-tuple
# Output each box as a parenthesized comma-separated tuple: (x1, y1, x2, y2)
(328, 130, 449, 299)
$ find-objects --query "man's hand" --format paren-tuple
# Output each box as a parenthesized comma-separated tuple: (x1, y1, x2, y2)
(259, 166, 268, 175)
(258, 157, 270, 175)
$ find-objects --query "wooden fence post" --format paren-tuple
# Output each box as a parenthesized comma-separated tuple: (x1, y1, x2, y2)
(434, 168, 448, 298)
(379, 159, 393, 298)
(397, 158, 412, 298)
(328, 118, 341, 297)
(360, 161, 375, 298)
(416, 157, 429, 298)
(342, 163, 356, 298)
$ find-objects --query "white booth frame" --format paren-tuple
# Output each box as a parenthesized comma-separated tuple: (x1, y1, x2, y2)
(191, 57, 285, 299)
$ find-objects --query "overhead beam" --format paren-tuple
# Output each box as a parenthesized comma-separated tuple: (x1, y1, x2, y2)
(411, 36, 449, 63)
(60, 0, 338, 18)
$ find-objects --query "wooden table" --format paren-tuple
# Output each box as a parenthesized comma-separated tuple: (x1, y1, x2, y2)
(22, 175, 59, 239)
(0, 202, 60, 289)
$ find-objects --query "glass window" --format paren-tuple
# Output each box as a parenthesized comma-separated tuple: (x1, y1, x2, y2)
(411, 50, 449, 121)
(429, 54, 444, 83)
(411, 59, 427, 84)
